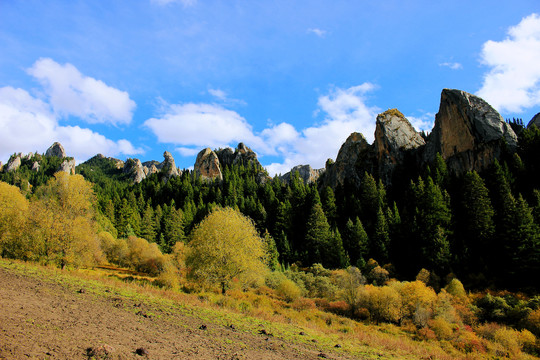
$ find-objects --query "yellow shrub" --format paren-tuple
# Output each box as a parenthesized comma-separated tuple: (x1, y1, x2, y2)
(429, 317, 454, 340)
(360, 285, 402, 324)
(493, 327, 521, 356)
(399, 281, 437, 319)
(276, 278, 301, 302)
(525, 308, 540, 336)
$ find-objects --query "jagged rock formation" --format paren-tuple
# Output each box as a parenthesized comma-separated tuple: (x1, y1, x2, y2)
(31, 161, 40, 172)
(320, 89, 517, 189)
(194, 148, 223, 181)
(123, 158, 146, 184)
(424, 89, 517, 173)
(90, 154, 124, 169)
(45, 142, 67, 158)
(59, 159, 76, 175)
(279, 165, 325, 184)
(528, 112, 540, 129)
(160, 151, 180, 179)
(216, 143, 260, 168)
(6, 154, 22, 172)
(320, 132, 374, 188)
(374, 109, 425, 184)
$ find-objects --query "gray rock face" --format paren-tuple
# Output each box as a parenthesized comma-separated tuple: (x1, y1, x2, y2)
(216, 143, 260, 168)
(374, 109, 425, 184)
(45, 142, 67, 158)
(320, 132, 374, 188)
(194, 148, 223, 181)
(527, 112, 540, 129)
(123, 158, 146, 183)
(32, 161, 40, 172)
(59, 159, 76, 175)
(424, 89, 517, 173)
(160, 151, 180, 179)
(279, 165, 325, 184)
(6, 154, 22, 172)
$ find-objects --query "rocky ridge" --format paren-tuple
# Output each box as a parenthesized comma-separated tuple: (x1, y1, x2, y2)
(194, 143, 268, 182)
(321, 89, 520, 189)
(279, 165, 325, 184)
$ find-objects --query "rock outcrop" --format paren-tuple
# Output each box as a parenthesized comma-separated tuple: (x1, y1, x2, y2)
(6, 154, 21, 172)
(374, 109, 425, 184)
(528, 112, 540, 129)
(45, 142, 67, 158)
(194, 148, 223, 181)
(320, 132, 374, 188)
(424, 89, 517, 173)
(216, 143, 260, 168)
(59, 159, 76, 175)
(160, 151, 180, 179)
(279, 165, 325, 184)
(320, 89, 517, 190)
(123, 158, 146, 184)
(32, 161, 40, 172)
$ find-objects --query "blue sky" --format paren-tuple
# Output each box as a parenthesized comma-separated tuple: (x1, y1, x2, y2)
(1, 1, 539, 174)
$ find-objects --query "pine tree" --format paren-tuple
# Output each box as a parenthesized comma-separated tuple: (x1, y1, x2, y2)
(343, 217, 369, 267)
(305, 203, 332, 265)
(457, 171, 495, 276)
(372, 206, 390, 263)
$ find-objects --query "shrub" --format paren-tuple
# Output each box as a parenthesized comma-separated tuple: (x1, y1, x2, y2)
(154, 262, 180, 290)
(429, 317, 454, 340)
(445, 278, 467, 302)
(276, 278, 302, 302)
(292, 298, 316, 311)
(359, 285, 402, 324)
(265, 271, 288, 290)
(493, 327, 521, 356)
(326, 300, 350, 316)
(399, 280, 437, 320)
(452, 330, 486, 354)
(367, 265, 389, 285)
(525, 308, 540, 336)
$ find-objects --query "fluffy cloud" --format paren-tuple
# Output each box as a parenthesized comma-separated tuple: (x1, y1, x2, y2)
(144, 102, 261, 153)
(27, 58, 136, 125)
(264, 84, 379, 175)
(477, 13, 540, 113)
(0, 86, 142, 163)
(145, 84, 379, 176)
(407, 112, 435, 133)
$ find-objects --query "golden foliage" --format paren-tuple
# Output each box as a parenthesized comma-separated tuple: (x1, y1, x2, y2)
(186, 207, 268, 294)
(0, 181, 29, 257)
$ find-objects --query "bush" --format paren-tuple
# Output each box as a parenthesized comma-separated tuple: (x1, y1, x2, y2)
(359, 285, 402, 324)
(525, 308, 540, 336)
(292, 298, 316, 311)
(276, 279, 302, 302)
(429, 317, 454, 340)
(154, 262, 180, 290)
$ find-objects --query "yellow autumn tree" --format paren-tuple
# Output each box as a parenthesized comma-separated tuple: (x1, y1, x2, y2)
(32, 172, 102, 268)
(186, 207, 268, 294)
(0, 181, 29, 258)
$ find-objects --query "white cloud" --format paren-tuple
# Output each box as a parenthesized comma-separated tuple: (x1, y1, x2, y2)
(208, 88, 227, 101)
(264, 84, 379, 175)
(439, 62, 462, 70)
(176, 147, 200, 156)
(144, 102, 261, 148)
(0, 86, 142, 163)
(27, 58, 136, 125)
(307, 28, 327, 38)
(407, 112, 435, 133)
(477, 13, 540, 113)
(144, 84, 379, 176)
(151, 0, 196, 6)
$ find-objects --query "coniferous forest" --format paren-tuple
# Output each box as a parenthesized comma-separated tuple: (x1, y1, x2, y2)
(2, 121, 538, 292)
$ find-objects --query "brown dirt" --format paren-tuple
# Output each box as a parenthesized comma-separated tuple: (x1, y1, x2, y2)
(0, 267, 358, 360)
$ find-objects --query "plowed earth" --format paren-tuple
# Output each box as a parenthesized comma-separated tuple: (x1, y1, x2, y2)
(0, 266, 358, 360)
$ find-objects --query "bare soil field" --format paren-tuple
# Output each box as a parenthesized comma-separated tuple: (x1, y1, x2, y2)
(0, 264, 359, 360)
